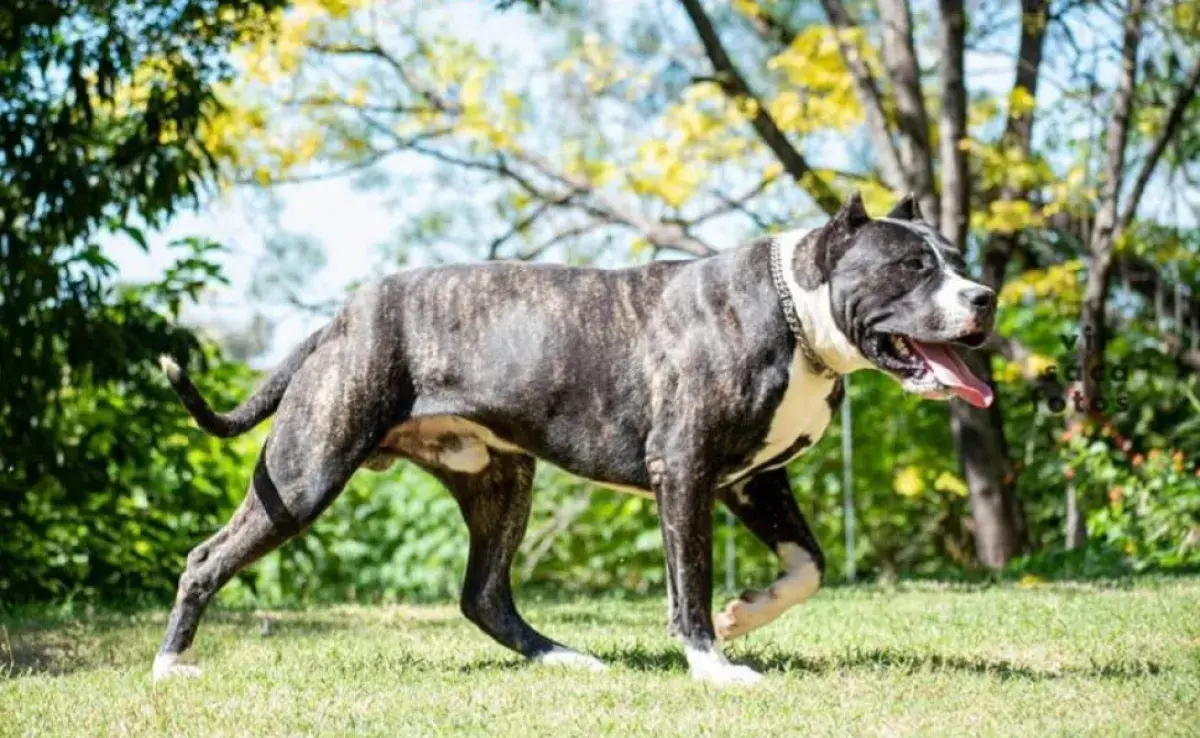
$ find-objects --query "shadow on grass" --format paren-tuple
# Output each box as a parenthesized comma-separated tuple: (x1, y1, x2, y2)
(751, 647, 1166, 681)
(213, 607, 650, 636)
(2, 594, 1176, 683)
(2, 634, 1169, 683)
(534, 610, 655, 628)
(591, 645, 1167, 682)
(0, 638, 84, 679)
(0, 618, 108, 679)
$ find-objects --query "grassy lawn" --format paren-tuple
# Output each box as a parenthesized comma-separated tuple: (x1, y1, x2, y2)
(2, 578, 1198, 737)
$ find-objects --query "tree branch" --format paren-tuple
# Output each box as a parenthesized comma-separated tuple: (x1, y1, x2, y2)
(1002, 0, 1051, 154)
(409, 144, 717, 257)
(978, 0, 1052, 290)
(510, 149, 719, 256)
(676, 0, 842, 215)
(520, 220, 608, 261)
(487, 197, 567, 260)
(1164, 336, 1200, 373)
(763, 1, 909, 194)
(1117, 54, 1200, 232)
(409, 145, 555, 201)
(308, 40, 459, 113)
(689, 174, 779, 227)
(1114, 252, 1200, 330)
(878, 0, 938, 221)
(236, 149, 393, 186)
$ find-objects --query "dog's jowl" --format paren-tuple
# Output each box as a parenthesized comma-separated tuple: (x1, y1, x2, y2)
(155, 192, 995, 686)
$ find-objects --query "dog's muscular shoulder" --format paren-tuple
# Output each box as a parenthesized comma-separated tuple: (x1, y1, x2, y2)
(622, 234, 840, 486)
(639, 232, 841, 485)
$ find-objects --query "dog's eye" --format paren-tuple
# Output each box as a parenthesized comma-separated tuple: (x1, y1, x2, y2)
(901, 256, 927, 271)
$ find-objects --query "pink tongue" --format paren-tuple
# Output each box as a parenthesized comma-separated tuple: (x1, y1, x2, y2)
(910, 341, 995, 408)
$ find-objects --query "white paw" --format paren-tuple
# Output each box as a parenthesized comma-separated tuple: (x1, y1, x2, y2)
(715, 594, 764, 641)
(694, 662, 764, 686)
(533, 647, 608, 672)
(686, 645, 763, 686)
(152, 652, 202, 682)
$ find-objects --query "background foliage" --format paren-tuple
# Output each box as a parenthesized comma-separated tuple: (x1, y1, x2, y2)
(0, 0, 285, 600)
(3, 0, 1199, 608)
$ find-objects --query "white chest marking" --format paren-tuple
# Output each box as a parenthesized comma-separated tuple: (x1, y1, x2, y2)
(722, 348, 836, 485)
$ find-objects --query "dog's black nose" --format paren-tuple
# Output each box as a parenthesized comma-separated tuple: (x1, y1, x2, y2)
(964, 286, 995, 311)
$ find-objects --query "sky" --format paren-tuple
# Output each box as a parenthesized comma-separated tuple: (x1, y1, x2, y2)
(111, 174, 403, 365)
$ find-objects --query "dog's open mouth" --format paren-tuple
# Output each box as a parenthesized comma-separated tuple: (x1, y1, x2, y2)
(873, 332, 994, 408)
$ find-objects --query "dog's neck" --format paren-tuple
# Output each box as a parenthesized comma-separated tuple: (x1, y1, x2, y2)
(771, 230, 871, 376)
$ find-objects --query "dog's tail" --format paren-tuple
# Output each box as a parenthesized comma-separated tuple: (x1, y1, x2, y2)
(159, 327, 326, 438)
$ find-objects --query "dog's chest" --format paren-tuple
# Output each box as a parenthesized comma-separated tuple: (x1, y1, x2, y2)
(723, 351, 838, 485)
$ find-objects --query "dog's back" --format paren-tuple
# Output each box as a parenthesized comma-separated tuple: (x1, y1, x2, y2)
(361, 259, 689, 485)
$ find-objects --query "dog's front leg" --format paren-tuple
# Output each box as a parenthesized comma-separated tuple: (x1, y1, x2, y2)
(649, 457, 762, 686)
(664, 566, 681, 636)
(715, 469, 824, 640)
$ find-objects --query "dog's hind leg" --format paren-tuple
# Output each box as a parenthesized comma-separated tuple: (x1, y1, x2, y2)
(153, 436, 377, 681)
(153, 454, 290, 681)
(431, 454, 605, 671)
(714, 468, 824, 641)
(154, 337, 400, 681)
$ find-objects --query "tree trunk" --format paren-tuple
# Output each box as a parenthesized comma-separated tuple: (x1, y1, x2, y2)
(1079, 0, 1142, 407)
(937, 0, 968, 247)
(1078, 250, 1117, 405)
(1073, 0, 1142, 549)
(676, 0, 842, 214)
(947, 0, 1050, 569)
(878, 0, 938, 221)
(1065, 484, 1088, 550)
(949, 360, 1026, 568)
(814, 0, 908, 193)
(957, 236, 1029, 569)
(933, 0, 1042, 569)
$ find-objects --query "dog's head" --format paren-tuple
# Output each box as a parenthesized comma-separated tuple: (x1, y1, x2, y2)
(799, 192, 996, 408)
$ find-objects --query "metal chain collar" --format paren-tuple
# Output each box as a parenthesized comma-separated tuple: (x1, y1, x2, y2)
(769, 238, 834, 378)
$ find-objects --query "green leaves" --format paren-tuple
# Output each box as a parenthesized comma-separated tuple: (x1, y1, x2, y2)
(0, 0, 287, 602)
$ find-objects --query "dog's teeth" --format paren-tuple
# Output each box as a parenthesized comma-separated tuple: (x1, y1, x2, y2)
(891, 336, 910, 357)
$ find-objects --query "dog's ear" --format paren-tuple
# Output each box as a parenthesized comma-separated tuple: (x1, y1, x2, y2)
(816, 191, 871, 280)
(838, 191, 871, 229)
(886, 193, 922, 221)
(832, 191, 871, 231)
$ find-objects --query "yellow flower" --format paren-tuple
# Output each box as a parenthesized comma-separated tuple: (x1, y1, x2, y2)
(933, 471, 969, 497)
(981, 200, 1043, 234)
(994, 361, 1022, 384)
(894, 466, 925, 498)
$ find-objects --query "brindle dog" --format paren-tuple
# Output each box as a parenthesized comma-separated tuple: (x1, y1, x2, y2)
(154, 193, 994, 685)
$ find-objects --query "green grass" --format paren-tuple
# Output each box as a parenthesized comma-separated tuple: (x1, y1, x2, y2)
(3, 578, 1199, 737)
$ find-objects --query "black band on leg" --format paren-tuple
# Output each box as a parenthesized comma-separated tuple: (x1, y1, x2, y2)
(253, 443, 301, 538)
